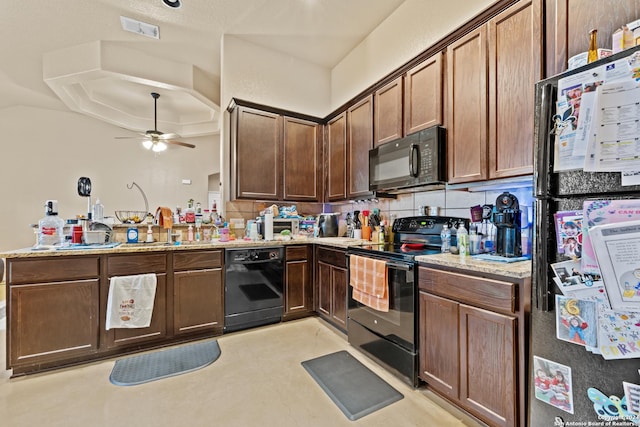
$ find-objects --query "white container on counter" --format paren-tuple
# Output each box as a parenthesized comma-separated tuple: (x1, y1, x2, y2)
(264, 213, 274, 241)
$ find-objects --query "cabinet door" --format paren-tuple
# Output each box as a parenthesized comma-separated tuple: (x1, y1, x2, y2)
(460, 304, 517, 427)
(547, 0, 640, 75)
(488, 0, 541, 179)
(347, 95, 374, 198)
(9, 279, 99, 368)
(419, 292, 460, 399)
(374, 76, 403, 146)
(174, 268, 223, 336)
(235, 106, 282, 200)
(316, 262, 332, 318)
(284, 246, 313, 318)
(447, 26, 488, 184)
(404, 52, 443, 135)
(331, 266, 348, 329)
(326, 112, 347, 201)
(283, 117, 321, 201)
(107, 274, 167, 349)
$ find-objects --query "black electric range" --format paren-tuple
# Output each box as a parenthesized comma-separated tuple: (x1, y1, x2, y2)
(346, 215, 469, 387)
(347, 215, 469, 260)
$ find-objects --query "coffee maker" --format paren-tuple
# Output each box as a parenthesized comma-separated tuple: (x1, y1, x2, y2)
(492, 192, 522, 257)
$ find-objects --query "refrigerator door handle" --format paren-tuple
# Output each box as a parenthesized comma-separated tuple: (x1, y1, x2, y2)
(534, 198, 552, 311)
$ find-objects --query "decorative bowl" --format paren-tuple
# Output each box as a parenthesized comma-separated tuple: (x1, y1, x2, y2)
(114, 210, 147, 224)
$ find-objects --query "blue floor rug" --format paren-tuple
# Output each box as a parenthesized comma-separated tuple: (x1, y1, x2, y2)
(110, 340, 221, 386)
(302, 350, 404, 420)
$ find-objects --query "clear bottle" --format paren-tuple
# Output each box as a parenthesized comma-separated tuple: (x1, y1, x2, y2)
(587, 29, 598, 63)
(38, 200, 65, 247)
(92, 198, 104, 222)
(440, 224, 451, 253)
(457, 223, 469, 258)
(469, 225, 480, 255)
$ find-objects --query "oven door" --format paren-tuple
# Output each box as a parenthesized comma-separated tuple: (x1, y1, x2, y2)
(347, 257, 415, 351)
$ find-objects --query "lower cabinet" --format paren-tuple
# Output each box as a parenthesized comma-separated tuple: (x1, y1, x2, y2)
(419, 266, 524, 427)
(284, 245, 314, 320)
(315, 246, 347, 330)
(5, 249, 225, 375)
(104, 253, 168, 349)
(7, 256, 101, 375)
(173, 250, 224, 336)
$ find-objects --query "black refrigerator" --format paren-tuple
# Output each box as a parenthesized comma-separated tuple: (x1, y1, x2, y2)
(531, 45, 640, 426)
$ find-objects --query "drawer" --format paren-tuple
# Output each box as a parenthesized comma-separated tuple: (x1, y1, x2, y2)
(316, 246, 346, 268)
(8, 256, 100, 284)
(419, 267, 517, 313)
(173, 250, 223, 270)
(108, 253, 167, 276)
(286, 245, 309, 261)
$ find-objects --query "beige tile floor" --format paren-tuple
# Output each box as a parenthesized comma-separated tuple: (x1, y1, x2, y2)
(0, 317, 485, 427)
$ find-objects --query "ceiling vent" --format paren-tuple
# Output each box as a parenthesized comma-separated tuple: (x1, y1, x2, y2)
(120, 16, 160, 39)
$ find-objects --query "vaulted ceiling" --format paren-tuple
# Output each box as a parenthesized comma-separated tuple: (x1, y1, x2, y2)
(1, 0, 405, 138)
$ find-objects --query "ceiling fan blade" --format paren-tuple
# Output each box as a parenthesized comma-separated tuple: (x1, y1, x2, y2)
(115, 136, 146, 140)
(167, 140, 196, 149)
(157, 133, 181, 140)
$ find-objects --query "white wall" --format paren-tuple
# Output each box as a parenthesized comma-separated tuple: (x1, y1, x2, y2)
(331, 0, 496, 109)
(0, 106, 218, 251)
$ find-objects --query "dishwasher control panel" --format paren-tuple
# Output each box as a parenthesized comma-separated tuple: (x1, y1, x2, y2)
(227, 247, 283, 263)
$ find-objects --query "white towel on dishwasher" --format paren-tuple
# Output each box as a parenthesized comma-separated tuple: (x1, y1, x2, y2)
(106, 273, 157, 330)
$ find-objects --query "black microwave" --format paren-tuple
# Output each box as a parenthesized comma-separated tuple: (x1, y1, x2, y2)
(369, 125, 446, 192)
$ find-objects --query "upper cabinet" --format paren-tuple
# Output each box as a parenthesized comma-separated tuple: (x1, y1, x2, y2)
(447, 26, 489, 184)
(404, 52, 444, 136)
(326, 112, 348, 201)
(283, 117, 322, 201)
(447, 0, 541, 184)
(230, 103, 322, 202)
(374, 76, 403, 147)
(546, 0, 640, 76)
(232, 106, 282, 200)
(347, 95, 374, 199)
(488, 0, 542, 179)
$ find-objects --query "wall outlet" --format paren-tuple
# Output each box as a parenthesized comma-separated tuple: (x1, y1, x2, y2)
(181, 179, 192, 185)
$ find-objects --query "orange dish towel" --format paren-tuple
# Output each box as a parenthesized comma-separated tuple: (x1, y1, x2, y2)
(156, 207, 173, 229)
(349, 255, 389, 312)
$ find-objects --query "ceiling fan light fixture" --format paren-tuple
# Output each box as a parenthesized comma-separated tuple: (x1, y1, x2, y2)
(162, 0, 182, 9)
(152, 141, 168, 152)
(142, 139, 153, 150)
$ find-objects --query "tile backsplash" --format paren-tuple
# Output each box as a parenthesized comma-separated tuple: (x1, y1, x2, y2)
(224, 178, 534, 231)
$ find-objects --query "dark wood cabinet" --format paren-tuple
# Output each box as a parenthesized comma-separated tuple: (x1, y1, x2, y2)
(545, 0, 640, 76)
(315, 246, 348, 330)
(231, 103, 322, 202)
(105, 253, 168, 349)
(419, 266, 526, 427)
(233, 106, 282, 200)
(488, 0, 541, 179)
(326, 112, 347, 201)
(283, 116, 322, 201)
(447, 26, 488, 184)
(173, 250, 224, 336)
(347, 95, 374, 199)
(7, 256, 100, 375)
(374, 76, 403, 147)
(284, 245, 314, 320)
(419, 292, 459, 399)
(404, 52, 443, 135)
(447, 0, 541, 184)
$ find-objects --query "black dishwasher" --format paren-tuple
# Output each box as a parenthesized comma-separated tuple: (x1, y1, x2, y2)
(224, 247, 284, 333)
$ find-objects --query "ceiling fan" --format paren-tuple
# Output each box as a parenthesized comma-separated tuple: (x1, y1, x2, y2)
(116, 92, 195, 152)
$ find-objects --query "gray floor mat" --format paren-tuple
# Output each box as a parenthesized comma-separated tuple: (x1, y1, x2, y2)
(301, 350, 404, 420)
(110, 340, 220, 386)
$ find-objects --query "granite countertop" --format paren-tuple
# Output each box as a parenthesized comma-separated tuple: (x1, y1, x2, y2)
(415, 253, 532, 279)
(0, 236, 368, 258)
